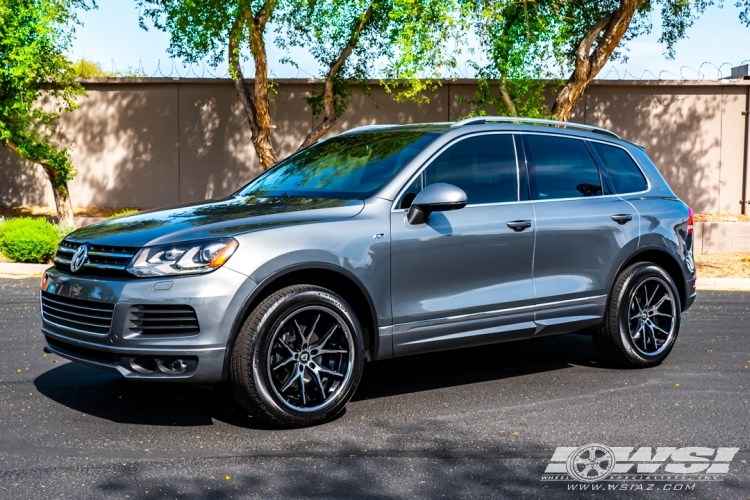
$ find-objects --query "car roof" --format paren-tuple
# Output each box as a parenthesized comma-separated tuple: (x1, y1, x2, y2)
(341, 117, 645, 152)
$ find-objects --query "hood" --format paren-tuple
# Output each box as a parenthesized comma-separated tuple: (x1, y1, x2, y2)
(68, 196, 365, 248)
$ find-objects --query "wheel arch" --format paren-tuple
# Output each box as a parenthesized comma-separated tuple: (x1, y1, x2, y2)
(615, 246, 689, 310)
(221, 263, 379, 380)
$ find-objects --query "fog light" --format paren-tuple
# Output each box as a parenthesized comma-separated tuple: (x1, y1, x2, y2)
(170, 359, 187, 373)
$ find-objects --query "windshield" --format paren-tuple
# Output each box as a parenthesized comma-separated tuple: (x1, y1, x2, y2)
(238, 129, 440, 199)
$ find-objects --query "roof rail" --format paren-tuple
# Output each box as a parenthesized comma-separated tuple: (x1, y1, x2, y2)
(452, 116, 620, 139)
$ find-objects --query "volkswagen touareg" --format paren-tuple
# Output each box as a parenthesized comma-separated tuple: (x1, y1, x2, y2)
(40, 117, 696, 427)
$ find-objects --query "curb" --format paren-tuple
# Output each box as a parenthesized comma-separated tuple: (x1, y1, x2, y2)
(696, 278, 750, 291)
(0, 263, 50, 278)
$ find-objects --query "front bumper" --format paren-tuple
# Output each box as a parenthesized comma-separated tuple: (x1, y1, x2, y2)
(40, 266, 256, 383)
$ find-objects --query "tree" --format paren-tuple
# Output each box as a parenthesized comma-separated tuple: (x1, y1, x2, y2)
(461, 0, 562, 118)
(552, 0, 713, 121)
(0, 0, 90, 226)
(139, 1, 460, 168)
(138, 0, 281, 170)
(277, 0, 460, 149)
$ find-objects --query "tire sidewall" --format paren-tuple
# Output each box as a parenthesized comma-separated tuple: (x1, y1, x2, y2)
(249, 288, 365, 426)
(614, 264, 682, 367)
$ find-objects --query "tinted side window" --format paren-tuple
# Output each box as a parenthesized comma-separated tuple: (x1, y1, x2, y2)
(592, 142, 648, 194)
(524, 135, 602, 199)
(422, 134, 518, 205)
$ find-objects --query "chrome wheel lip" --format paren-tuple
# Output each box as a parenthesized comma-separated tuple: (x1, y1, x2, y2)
(266, 305, 355, 413)
(626, 276, 677, 357)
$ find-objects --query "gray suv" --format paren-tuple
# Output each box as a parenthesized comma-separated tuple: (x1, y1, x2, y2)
(40, 117, 696, 427)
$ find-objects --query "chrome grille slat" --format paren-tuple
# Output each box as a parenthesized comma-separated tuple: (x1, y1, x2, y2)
(54, 239, 138, 277)
(41, 294, 114, 313)
(43, 310, 111, 330)
(41, 302, 112, 322)
(41, 291, 115, 336)
(88, 250, 134, 259)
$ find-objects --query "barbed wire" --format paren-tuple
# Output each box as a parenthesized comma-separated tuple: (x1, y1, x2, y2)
(74, 58, 750, 81)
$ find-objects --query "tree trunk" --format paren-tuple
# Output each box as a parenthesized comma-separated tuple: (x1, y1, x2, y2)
(4, 139, 75, 226)
(499, 78, 517, 117)
(227, 7, 278, 170)
(551, 0, 647, 121)
(299, 3, 375, 150)
(45, 173, 75, 227)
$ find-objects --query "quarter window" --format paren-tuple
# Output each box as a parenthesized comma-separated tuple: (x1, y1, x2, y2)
(592, 142, 648, 194)
(400, 134, 518, 208)
(523, 135, 602, 200)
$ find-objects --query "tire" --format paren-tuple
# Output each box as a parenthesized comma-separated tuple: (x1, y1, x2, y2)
(594, 262, 682, 368)
(230, 285, 365, 427)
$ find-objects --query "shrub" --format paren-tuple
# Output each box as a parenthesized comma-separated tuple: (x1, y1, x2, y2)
(108, 208, 139, 218)
(0, 217, 60, 263)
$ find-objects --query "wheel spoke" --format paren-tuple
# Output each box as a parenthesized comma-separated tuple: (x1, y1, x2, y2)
(299, 368, 307, 405)
(314, 363, 344, 378)
(646, 283, 659, 307)
(315, 349, 347, 356)
(631, 322, 644, 341)
(633, 295, 643, 312)
(279, 338, 296, 356)
(310, 366, 327, 399)
(280, 368, 301, 393)
(646, 323, 658, 346)
(651, 293, 669, 311)
(650, 322, 671, 336)
(272, 356, 295, 371)
(312, 324, 338, 350)
(305, 314, 321, 345)
(652, 311, 672, 318)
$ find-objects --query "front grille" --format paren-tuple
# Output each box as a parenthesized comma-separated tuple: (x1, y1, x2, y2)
(54, 240, 138, 277)
(41, 291, 115, 335)
(128, 305, 200, 335)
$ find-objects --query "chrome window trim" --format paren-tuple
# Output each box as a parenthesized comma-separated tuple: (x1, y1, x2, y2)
(390, 131, 521, 212)
(392, 295, 607, 334)
(519, 131, 652, 202)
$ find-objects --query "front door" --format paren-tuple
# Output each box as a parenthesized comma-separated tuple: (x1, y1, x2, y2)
(390, 133, 537, 356)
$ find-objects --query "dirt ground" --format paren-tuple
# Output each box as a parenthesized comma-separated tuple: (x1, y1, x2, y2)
(695, 253, 750, 279)
(693, 212, 750, 223)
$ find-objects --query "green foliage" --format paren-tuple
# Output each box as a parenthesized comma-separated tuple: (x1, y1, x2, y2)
(108, 208, 139, 218)
(54, 222, 75, 240)
(72, 57, 116, 77)
(461, 0, 563, 118)
(0, 0, 91, 193)
(0, 217, 60, 263)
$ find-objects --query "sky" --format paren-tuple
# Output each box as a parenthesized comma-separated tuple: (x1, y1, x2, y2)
(69, 1, 750, 80)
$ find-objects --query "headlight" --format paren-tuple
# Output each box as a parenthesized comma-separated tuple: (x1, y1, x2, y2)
(127, 238, 239, 277)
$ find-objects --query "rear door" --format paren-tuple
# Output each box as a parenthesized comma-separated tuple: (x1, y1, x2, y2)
(390, 133, 537, 356)
(520, 133, 641, 336)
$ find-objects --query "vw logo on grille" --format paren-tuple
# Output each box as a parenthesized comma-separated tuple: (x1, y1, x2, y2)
(69, 244, 89, 273)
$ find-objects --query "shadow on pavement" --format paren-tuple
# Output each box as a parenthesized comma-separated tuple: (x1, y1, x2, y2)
(34, 333, 606, 429)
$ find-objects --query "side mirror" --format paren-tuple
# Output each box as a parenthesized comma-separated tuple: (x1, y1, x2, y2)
(407, 183, 467, 225)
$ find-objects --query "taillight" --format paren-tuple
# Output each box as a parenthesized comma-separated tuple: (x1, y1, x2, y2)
(687, 206, 694, 234)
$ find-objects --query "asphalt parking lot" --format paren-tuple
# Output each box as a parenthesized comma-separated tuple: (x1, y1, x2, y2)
(0, 277, 748, 499)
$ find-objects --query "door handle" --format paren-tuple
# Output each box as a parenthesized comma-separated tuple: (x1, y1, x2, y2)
(611, 214, 633, 224)
(506, 220, 532, 231)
